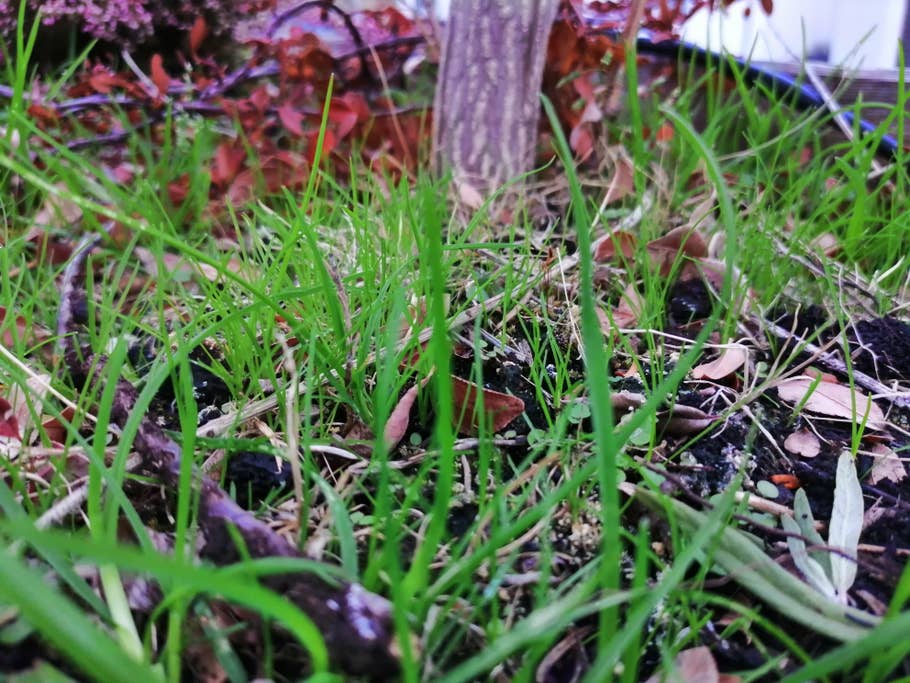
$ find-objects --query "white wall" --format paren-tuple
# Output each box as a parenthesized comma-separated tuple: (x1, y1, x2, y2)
(681, 0, 907, 69)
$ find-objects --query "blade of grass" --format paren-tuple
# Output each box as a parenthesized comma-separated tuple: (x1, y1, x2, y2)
(0, 548, 162, 683)
(542, 91, 621, 649)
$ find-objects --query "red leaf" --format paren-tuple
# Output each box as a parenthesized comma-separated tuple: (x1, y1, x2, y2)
(1, 306, 36, 349)
(760, 0, 773, 14)
(655, 122, 674, 142)
(277, 104, 305, 137)
(149, 54, 171, 96)
(0, 398, 21, 440)
(306, 129, 336, 167)
(770, 473, 800, 489)
(211, 142, 247, 187)
(594, 229, 637, 263)
(168, 174, 190, 205)
(450, 376, 525, 435)
(569, 123, 595, 160)
(88, 71, 122, 94)
(383, 378, 431, 449)
(189, 16, 208, 58)
(249, 85, 271, 114)
(26, 103, 59, 127)
(646, 226, 708, 276)
(328, 100, 360, 139)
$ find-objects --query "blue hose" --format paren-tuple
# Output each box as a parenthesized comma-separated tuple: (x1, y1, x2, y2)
(634, 36, 902, 160)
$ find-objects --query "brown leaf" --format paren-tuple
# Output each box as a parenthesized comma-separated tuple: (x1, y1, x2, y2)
(384, 377, 432, 449)
(1, 306, 50, 350)
(569, 122, 595, 160)
(450, 376, 524, 435)
(328, 98, 361, 139)
(783, 428, 821, 458)
(603, 157, 635, 205)
(0, 397, 20, 440)
(760, 0, 773, 14)
(776, 377, 886, 429)
(646, 227, 708, 276)
(811, 232, 840, 257)
(644, 646, 723, 683)
(691, 344, 748, 380)
(384, 384, 419, 449)
(593, 229, 637, 263)
(6, 373, 52, 445)
(611, 283, 644, 329)
(655, 121, 674, 142)
(867, 443, 906, 484)
(41, 406, 76, 445)
(676, 646, 720, 683)
(661, 403, 718, 436)
(211, 143, 246, 187)
(134, 247, 243, 284)
(611, 391, 646, 411)
(30, 183, 83, 229)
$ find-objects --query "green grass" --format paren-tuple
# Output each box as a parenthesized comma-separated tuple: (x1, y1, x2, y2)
(1, 38, 910, 683)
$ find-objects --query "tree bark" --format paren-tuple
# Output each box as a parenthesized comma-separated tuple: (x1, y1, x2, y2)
(432, 0, 559, 195)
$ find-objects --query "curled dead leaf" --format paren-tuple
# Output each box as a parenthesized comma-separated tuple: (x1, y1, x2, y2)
(455, 180, 484, 210)
(646, 226, 708, 275)
(777, 377, 885, 430)
(691, 344, 748, 380)
(0, 397, 20, 440)
(609, 283, 644, 331)
(784, 428, 821, 458)
(644, 646, 739, 683)
(383, 376, 432, 449)
(661, 403, 718, 436)
(603, 156, 635, 205)
(867, 443, 906, 484)
(450, 376, 524, 435)
(593, 229, 637, 263)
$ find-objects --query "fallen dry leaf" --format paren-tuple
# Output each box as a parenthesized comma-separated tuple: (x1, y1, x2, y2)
(384, 376, 432, 449)
(662, 403, 718, 436)
(691, 344, 748, 380)
(644, 645, 739, 683)
(30, 184, 83, 229)
(867, 443, 906, 484)
(777, 377, 886, 430)
(5, 373, 53, 445)
(602, 156, 635, 205)
(384, 384, 420, 448)
(811, 232, 840, 257)
(0, 306, 51, 351)
(450, 376, 524, 435)
(455, 180, 484, 210)
(607, 283, 644, 331)
(0, 397, 20, 440)
(646, 226, 708, 276)
(134, 247, 245, 283)
(593, 229, 637, 263)
(783, 428, 821, 458)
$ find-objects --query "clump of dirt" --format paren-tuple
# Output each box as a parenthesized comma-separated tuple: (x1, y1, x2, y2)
(127, 337, 232, 429)
(224, 451, 294, 509)
(849, 316, 910, 382)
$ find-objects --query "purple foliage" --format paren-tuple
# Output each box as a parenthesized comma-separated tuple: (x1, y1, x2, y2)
(0, 0, 269, 48)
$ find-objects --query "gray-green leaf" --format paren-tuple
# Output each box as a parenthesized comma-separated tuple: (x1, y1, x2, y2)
(829, 451, 864, 602)
(783, 513, 836, 598)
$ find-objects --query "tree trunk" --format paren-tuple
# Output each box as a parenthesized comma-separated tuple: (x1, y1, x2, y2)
(432, 0, 559, 196)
